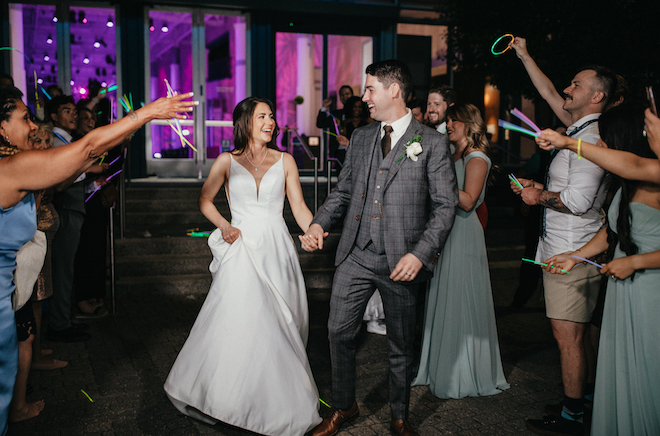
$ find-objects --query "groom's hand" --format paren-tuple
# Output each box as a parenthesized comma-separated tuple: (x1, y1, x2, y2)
(390, 253, 423, 282)
(299, 223, 327, 252)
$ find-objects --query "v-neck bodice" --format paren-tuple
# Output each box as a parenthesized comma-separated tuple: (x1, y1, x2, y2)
(227, 153, 286, 229)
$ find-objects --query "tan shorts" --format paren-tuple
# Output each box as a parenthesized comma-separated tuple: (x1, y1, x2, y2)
(543, 263, 601, 323)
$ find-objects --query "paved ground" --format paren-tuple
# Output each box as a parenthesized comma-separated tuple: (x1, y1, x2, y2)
(8, 246, 564, 436)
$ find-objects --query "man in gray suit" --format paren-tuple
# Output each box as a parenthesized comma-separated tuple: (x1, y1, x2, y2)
(301, 60, 458, 436)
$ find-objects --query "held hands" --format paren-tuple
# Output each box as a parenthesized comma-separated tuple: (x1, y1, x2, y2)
(390, 253, 423, 282)
(299, 223, 329, 252)
(221, 224, 241, 244)
(543, 253, 579, 274)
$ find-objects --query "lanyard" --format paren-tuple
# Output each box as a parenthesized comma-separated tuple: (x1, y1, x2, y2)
(53, 131, 69, 145)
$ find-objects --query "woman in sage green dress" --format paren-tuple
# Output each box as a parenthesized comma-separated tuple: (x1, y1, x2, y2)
(540, 103, 660, 436)
(412, 104, 509, 399)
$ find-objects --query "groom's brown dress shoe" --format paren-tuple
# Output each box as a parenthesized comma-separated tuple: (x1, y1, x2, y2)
(390, 419, 420, 436)
(310, 401, 359, 436)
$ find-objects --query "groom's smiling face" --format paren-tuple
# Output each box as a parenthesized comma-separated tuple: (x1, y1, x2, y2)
(362, 74, 395, 123)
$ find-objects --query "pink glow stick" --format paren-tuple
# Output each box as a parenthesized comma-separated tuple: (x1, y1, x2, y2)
(498, 120, 539, 138)
(85, 185, 102, 203)
(511, 108, 542, 134)
(105, 169, 122, 182)
(108, 156, 121, 166)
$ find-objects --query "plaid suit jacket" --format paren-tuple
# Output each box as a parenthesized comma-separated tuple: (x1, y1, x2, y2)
(312, 117, 458, 274)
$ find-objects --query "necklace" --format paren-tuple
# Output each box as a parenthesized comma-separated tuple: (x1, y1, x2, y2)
(245, 149, 268, 171)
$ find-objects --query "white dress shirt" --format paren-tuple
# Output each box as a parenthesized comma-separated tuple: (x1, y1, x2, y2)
(536, 113, 609, 261)
(380, 109, 413, 152)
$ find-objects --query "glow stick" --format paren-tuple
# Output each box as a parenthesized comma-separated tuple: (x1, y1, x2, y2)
(508, 174, 524, 190)
(187, 231, 212, 237)
(80, 389, 94, 403)
(522, 258, 570, 274)
(99, 156, 105, 164)
(323, 130, 339, 137)
(106, 169, 122, 182)
(491, 34, 514, 55)
(129, 93, 134, 112)
(571, 255, 603, 269)
(34, 71, 39, 109)
(164, 79, 186, 148)
(319, 398, 331, 408)
(85, 185, 102, 203)
(41, 87, 52, 100)
(332, 117, 340, 136)
(166, 120, 197, 152)
(108, 156, 121, 166)
(511, 108, 542, 134)
(499, 120, 539, 138)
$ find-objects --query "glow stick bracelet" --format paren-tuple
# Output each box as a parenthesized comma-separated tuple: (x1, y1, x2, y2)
(323, 130, 339, 137)
(498, 120, 539, 138)
(522, 258, 570, 273)
(571, 255, 603, 269)
(319, 398, 331, 408)
(41, 87, 52, 100)
(491, 34, 514, 55)
(108, 156, 121, 166)
(106, 169, 122, 182)
(80, 389, 94, 403)
(85, 185, 102, 203)
(511, 108, 542, 134)
(508, 174, 524, 190)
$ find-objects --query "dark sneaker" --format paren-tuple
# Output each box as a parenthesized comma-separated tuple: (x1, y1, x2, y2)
(46, 327, 91, 342)
(526, 415, 584, 436)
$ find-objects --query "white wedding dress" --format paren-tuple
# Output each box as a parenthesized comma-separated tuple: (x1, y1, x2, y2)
(164, 153, 322, 436)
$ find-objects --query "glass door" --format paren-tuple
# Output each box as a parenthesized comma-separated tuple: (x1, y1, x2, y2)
(275, 32, 372, 175)
(146, 8, 246, 178)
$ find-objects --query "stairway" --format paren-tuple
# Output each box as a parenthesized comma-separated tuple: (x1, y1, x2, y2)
(115, 182, 337, 302)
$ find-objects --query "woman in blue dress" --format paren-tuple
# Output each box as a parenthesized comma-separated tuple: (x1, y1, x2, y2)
(412, 104, 509, 398)
(539, 103, 660, 435)
(0, 85, 196, 435)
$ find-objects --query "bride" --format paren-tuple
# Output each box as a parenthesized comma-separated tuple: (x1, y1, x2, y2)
(164, 97, 322, 435)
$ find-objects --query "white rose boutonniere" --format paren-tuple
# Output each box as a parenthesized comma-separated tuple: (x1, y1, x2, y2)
(397, 133, 424, 162)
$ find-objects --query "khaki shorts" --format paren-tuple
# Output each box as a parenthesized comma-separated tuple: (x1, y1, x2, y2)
(543, 263, 601, 323)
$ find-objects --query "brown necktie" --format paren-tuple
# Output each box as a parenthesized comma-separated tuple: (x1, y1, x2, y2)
(382, 125, 393, 157)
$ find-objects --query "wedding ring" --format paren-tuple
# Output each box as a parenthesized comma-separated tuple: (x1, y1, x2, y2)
(405, 273, 411, 276)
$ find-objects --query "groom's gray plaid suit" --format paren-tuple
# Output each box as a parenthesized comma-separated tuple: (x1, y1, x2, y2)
(312, 116, 458, 420)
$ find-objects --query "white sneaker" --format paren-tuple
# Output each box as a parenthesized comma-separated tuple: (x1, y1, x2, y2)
(366, 320, 386, 335)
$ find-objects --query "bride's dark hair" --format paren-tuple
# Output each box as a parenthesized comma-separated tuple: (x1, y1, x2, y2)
(232, 97, 280, 154)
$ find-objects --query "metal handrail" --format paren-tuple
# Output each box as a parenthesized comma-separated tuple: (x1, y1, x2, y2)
(327, 157, 342, 197)
(286, 127, 318, 213)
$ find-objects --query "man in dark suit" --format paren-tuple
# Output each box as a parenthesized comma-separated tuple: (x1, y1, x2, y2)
(301, 60, 458, 436)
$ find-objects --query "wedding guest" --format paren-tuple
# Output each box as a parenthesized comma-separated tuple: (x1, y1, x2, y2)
(413, 103, 509, 398)
(0, 85, 196, 434)
(317, 85, 354, 166)
(538, 103, 660, 436)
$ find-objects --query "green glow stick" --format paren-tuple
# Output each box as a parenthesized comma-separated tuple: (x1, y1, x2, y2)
(522, 258, 569, 274)
(498, 120, 539, 138)
(322, 130, 339, 137)
(319, 398, 331, 408)
(80, 389, 94, 402)
(508, 174, 524, 190)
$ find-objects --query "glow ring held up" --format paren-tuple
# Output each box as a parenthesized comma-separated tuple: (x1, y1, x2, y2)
(491, 34, 514, 55)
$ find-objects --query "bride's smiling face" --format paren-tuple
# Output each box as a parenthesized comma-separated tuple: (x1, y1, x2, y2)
(250, 102, 276, 146)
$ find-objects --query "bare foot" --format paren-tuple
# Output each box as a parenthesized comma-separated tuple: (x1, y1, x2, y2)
(41, 349, 53, 356)
(9, 399, 45, 423)
(31, 358, 68, 371)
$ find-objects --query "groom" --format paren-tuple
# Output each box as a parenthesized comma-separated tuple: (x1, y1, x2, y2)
(301, 60, 458, 436)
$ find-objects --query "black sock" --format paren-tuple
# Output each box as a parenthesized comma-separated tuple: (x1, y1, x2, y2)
(561, 395, 584, 424)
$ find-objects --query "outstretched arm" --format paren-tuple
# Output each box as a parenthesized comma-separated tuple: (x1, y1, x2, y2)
(510, 37, 571, 126)
(0, 93, 197, 209)
(536, 127, 660, 183)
